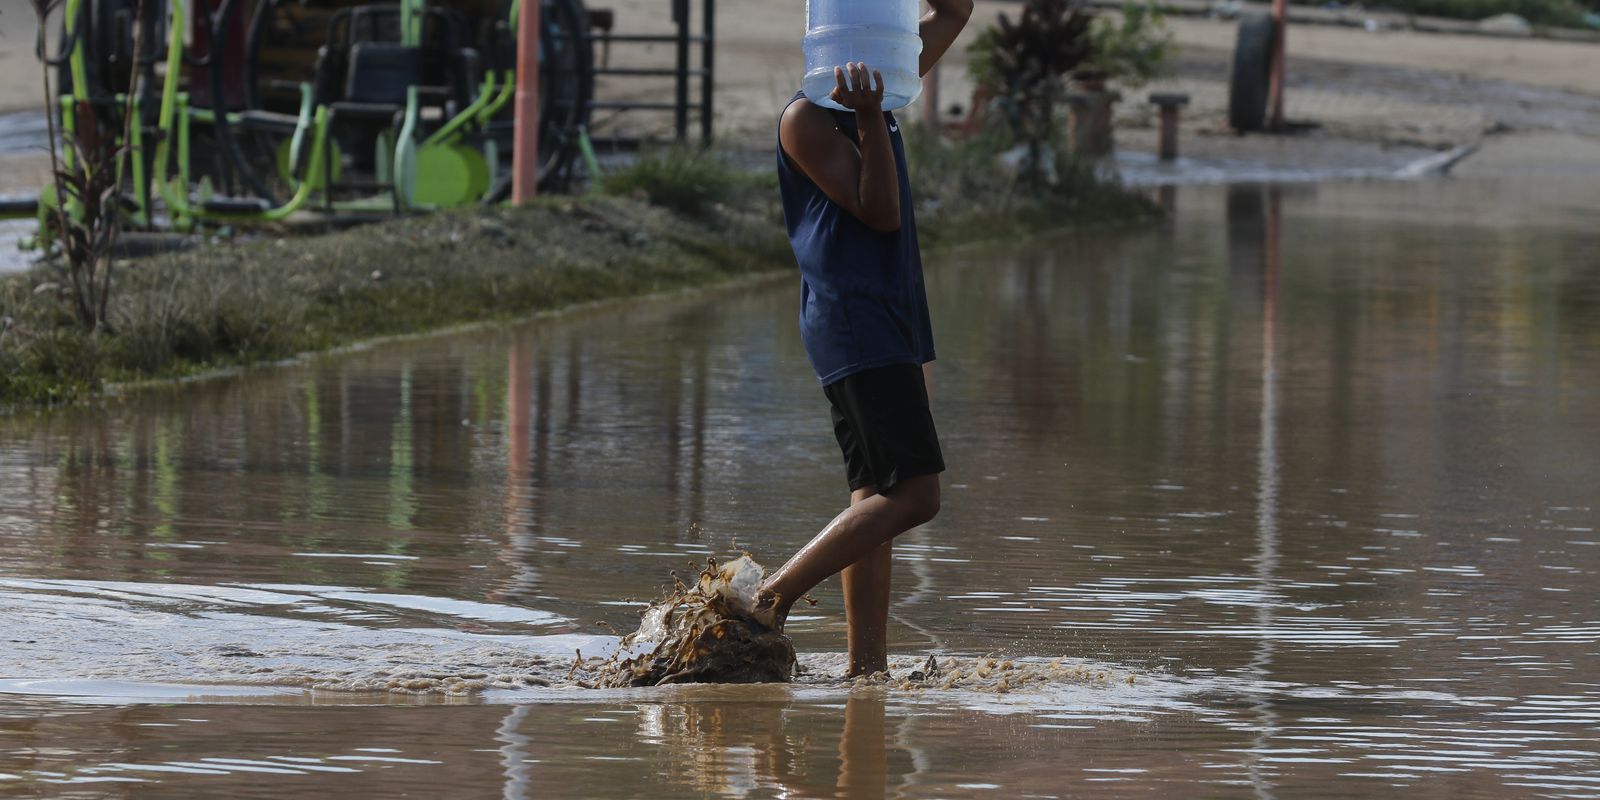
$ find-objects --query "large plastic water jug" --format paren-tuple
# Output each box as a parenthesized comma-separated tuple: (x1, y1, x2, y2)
(802, 0, 923, 112)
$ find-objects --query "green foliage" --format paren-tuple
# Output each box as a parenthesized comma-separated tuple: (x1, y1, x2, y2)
(0, 140, 1159, 409)
(599, 147, 747, 217)
(968, 1, 1172, 93)
(964, 0, 1096, 188)
(904, 125, 1160, 242)
(40, 137, 128, 331)
(966, 0, 1094, 98)
(0, 193, 790, 407)
(906, 124, 1027, 209)
(965, 26, 1003, 95)
(1084, 3, 1172, 87)
(29, 0, 152, 333)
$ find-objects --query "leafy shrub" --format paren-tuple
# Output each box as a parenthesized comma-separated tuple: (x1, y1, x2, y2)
(904, 124, 1158, 238)
(964, 0, 1096, 188)
(600, 147, 744, 216)
(1085, 3, 1173, 87)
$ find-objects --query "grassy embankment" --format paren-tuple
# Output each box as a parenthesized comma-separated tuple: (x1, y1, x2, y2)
(0, 137, 1156, 409)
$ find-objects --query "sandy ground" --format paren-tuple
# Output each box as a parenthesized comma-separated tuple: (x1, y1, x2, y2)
(1165, 16, 1600, 96)
(597, 0, 1600, 174)
(3, 0, 1600, 181)
(0, 0, 46, 115)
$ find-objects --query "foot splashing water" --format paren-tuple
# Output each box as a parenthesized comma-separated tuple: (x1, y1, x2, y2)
(586, 556, 797, 687)
(0, 566, 1136, 697)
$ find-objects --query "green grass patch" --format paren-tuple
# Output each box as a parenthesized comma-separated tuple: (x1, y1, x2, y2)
(2, 143, 1156, 410)
(600, 147, 761, 217)
(906, 126, 1159, 247)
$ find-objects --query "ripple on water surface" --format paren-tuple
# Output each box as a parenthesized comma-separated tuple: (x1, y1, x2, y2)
(2, 180, 1600, 797)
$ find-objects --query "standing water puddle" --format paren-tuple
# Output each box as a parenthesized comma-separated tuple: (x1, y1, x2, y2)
(2, 179, 1599, 797)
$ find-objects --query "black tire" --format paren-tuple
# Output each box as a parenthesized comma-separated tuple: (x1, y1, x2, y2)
(536, 0, 594, 190)
(1228, 13, 1276, 133)
(483, 0, 594, 199)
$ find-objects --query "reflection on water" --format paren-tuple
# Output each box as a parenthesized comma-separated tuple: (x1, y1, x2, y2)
(3, 178, 1600, 796)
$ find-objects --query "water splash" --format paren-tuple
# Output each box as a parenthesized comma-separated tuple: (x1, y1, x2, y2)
(588, 556, 796, 687)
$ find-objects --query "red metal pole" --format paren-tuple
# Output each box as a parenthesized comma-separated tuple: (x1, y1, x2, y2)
(1158, 104, 1180, 160)
(512, 0, 541, 204)
(1268, 0, 1286, 130)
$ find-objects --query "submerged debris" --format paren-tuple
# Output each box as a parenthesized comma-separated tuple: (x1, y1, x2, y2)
(588, 555, 797, 687)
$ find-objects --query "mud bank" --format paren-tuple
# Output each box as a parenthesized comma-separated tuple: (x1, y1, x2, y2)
(0, 147, 1155, 410)
(0, 193, 787, 407)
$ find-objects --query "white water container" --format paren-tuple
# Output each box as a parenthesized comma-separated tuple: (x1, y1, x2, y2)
(802, 0, 923, 112)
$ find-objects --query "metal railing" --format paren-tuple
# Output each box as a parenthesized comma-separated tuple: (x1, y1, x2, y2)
(588, 0, 714, 145)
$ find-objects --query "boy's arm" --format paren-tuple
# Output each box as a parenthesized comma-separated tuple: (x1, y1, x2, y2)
(780, 63, 901, 233)
(919, 0, 975, 77)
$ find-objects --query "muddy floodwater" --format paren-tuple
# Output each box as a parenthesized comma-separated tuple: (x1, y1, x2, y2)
(3, 178, 1599, 797)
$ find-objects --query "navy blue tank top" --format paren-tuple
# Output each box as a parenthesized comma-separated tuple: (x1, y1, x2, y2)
(776, 92, 936, 386)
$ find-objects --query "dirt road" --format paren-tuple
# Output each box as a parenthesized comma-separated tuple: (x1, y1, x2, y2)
(0, 0, 46, 115)
(592, 0, 1600, 174)
(4, 0, 1598, 174)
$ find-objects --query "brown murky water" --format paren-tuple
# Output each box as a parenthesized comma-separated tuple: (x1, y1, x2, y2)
(3, 178, 1600, 797)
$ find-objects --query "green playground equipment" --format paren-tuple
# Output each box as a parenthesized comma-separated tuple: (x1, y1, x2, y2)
(166, 0, 584, 219)
(142, 0, 329, 223)
(394, 0, 519, 210)
(25, 0, 593, 241)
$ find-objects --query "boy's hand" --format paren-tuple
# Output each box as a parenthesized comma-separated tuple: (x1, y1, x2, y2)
(780, 61, 901, 231)
(830, 62, 885, 112)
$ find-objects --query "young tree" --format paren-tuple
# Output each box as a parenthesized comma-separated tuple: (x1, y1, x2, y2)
(29, 0, 149, 331)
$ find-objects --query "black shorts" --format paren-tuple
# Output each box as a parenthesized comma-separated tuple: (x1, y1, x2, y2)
(823, 363, 945, 494)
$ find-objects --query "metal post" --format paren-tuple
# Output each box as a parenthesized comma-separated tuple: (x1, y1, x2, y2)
(400, 0, 420, 47)
(674, 0, 690, 142)
(1268, 0, 1286, 130)
(1150, 92, 1189, 161)
(700, 0, 714, 143)
(1159, 105, 1178, 160)
(512, 0, 540, 204)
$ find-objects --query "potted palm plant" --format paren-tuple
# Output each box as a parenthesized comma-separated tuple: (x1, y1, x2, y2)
(964, 0, 1170, 167)
(964, 0, 1093, 186)
(1070, 3, 1172, 156)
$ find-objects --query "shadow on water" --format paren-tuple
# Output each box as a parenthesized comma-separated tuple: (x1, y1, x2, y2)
(3, 178, 1600, 796)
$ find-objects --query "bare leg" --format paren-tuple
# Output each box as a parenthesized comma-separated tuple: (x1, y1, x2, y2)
(834, 364, 934, 674)
(832, 364, 933, 674)
(756, 362, 939, 673)
(841, 487, 892, 676)
(756, 474, 939, 630)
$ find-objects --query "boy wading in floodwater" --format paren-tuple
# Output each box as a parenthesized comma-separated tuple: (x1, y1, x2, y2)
(751, 0, 972, 677)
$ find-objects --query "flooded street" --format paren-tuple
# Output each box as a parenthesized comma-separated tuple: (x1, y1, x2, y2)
(3, 177, 1599, 797)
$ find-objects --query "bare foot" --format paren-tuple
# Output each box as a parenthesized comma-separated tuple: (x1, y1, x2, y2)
(846, 662, 889, 679)
(748, 588, 786, 632)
